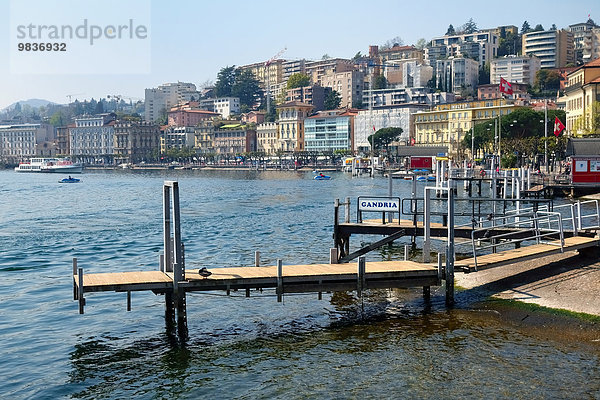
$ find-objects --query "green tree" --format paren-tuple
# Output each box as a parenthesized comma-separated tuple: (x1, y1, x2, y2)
(551, 24, 557, 30)
(321, 54, 331, 60)
(373, 74, 387, 90)
(381, 36, 404, 50)
(368, 127, 403, 155)
(415, 38, 427, 50)
(446, 24, 456, 35)
(324, 90, 341, 110)
(215, 66, 236, 97)
(352, 51, 362, 61)
(478, 64, 490, 85)
(461, 18, 478, 34)
(286, 73, 311, 89)
(533, 24, 544, 32)
(521, 21, 532, 34)
(49, 111, 66, 127)
(94, 99, 104, 114)
(232, 69, 263, 109)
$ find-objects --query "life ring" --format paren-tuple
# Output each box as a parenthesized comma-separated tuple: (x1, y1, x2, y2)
(479, 169, 486, 177)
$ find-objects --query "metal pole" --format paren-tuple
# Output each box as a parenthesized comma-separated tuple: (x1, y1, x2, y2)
(423, 188, 431, 263)
(544, 99, 548, 173)
(446, 183, 455, 307)
(163, 185, 171, 272)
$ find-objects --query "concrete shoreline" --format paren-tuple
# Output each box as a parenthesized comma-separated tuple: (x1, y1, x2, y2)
(455, 247, 600, 317)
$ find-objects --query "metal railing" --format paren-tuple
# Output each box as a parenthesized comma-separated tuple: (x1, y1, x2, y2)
(461, 211, 565, 271)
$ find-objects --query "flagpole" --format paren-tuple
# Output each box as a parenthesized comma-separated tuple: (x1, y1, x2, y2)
(544, 98, 548, 173)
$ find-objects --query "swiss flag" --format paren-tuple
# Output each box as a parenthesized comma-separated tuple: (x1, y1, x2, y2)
(499, 77, 513, 95)
(554, 117, 565, 137)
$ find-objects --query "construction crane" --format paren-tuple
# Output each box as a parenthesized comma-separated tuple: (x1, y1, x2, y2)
(265, 47, 287, 114)
(66, 93, 85, 104)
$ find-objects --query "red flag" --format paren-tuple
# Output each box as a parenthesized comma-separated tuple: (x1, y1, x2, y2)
(373, 125, 376, 132)
(499, 77, 513, 95)
(554, 117, 565, 137)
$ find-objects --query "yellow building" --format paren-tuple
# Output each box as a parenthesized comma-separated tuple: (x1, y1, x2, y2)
(239, 60, 285, 90)
(564, 58, 600, 136)
(276, 102, 313, 152)
(414, 99, 517, 158)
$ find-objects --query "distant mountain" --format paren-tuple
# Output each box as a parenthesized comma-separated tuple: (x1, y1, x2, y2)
(2, 99, 58, 112)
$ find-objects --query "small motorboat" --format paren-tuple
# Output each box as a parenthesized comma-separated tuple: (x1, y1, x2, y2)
(314, 174, 331, 180)
(59, 177, 81, 183)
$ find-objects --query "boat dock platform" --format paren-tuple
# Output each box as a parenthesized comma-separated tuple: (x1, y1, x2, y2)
(72, 180, 600, 339)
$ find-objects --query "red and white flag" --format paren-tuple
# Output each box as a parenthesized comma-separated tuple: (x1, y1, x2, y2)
(373, 125, 376, 132)
(499, 77, 513, 95)
(554, 117, 565, 137)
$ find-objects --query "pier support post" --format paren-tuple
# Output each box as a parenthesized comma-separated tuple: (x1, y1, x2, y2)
(329, 248, 338, 264)
(345, 197, 351, 223)
(277, 259, 283, 303)
(423, 286, 430, 302)
(73, 258, 78, 300)
(404, 244, 409, 261)
(255, 250, 260, 267)
(357, 256, 366, 297)
(77, 267, 85, 314)
(127, 291, 131, 311)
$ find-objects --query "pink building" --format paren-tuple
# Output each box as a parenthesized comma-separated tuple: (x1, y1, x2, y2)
(168, 109, 219, 126)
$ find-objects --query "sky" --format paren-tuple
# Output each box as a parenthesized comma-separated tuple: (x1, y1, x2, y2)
(1, 0, 599, 110)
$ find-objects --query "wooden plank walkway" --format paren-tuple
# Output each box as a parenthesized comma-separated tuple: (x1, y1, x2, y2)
(455, 236, 599, 272)
(74, 260, 441, 296)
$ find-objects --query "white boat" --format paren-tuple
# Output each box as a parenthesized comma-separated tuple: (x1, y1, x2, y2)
(14, 158, 83, 173)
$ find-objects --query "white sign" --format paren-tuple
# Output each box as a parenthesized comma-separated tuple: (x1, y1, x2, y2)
(575, 160, 588, 172)
(359, 198, 400, 212)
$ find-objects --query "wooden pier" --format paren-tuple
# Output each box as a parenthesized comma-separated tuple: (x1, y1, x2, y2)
(73, 180, 600, 339)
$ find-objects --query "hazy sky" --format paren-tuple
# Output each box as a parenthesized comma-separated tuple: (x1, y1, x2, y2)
(1, 0, 598, 109)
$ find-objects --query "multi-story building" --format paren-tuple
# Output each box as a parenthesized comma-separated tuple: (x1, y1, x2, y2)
(0, 123, 50, 162)
(167, 103, 219, 126)
(239, 59, 285, 91)
(56, 125, 71, 156)
(286, 85, 331, 111)
(194, 120, 215, 154)
(276, 101, 313, 152)
(569, 19, 598, 64)
(479, 25, 519, 37)
(305, 58, 355, 85)
(282, 59, 308, 81)
(522, 29, 575, 69)
(477, 83, 529, 101)
(320, 70, 365, 108)
(426, 31, 498, 69)
(144, 82, 199, 122)
(582, 28, 600, 63)
(213, 124, 256, 155)
(377, 45, 424, 64)
(304, 109, 357, 153)
(414, 99, 517, 157)
(563, 58, 600, 136)
(161, 126, 195, 153)
(256, 122, 278, 155)
(435, 57, 479, 95)
(113, 121, 160, 164)
(354, 107, 419, 153)
(490, 55, 541, 86)
(362, 87, 455, 109)
(70, 113, 117, 164)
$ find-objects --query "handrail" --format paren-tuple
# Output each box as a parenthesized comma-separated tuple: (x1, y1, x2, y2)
(465, 211, 564, 271)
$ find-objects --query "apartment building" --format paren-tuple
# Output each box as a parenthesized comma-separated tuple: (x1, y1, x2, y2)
(167, 103, 219, 126)
(276, 101, 313, 152)
(70, 113, 117, 164)
(113, 121, 160, 164)
(213, 124, 256, 155)
(144, 82, 199, 122)
(320, 70, 365, 108)
(256, 122, 278, 155)
(161, 126, 195, 153)
(354, 107, 419, 153)
(194, 120, 215, 154)
(414, 99, 517, 157)
(563, 58, 600, 135)
(304, 109, 357, 153)
(239, 59, 285, 90)
(305, 58, 355, 85)
(377, 45, 424, 64)
(286, 85, 330, 111)
(490, 55, 541, 85)
(478, 83, 529, 101)
(435, 57, 479, 95)
(362, 87, 454, 109)
(522, 29, 575, 69)
(0, 123, 50, 162)
(569, 19, 598, 63)
(426, 31, 498, 69)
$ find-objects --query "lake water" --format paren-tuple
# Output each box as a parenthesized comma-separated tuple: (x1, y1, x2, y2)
(1, 169, 599, 399)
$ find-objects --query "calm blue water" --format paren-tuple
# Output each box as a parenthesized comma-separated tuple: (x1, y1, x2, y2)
(1, 169, 599, 399)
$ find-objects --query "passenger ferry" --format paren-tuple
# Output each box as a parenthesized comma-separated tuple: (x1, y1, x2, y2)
(14, 158, 83, 173)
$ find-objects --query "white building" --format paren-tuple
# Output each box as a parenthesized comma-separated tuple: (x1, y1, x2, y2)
(490, 55, 541, 86)
(354, 107, 419, 153)
(522, 29, 575, 69)
(144, 82, 199, 122)
(435, 57, 479, 95)
(0, 124, 49, 162)
(162, 126, 195, 152)
(199, 97, 240, 118)
(363, 87, 455, 109)
(426, 31, 498, 69)
(70, 113, 116, 164)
